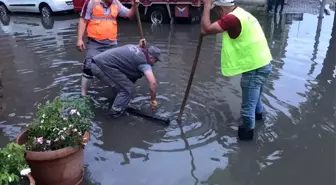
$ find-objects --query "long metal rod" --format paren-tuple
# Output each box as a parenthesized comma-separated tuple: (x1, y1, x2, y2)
(135, 4, 144, 40)
(319, 0, 327, 18)
(177, 34, 204, 122)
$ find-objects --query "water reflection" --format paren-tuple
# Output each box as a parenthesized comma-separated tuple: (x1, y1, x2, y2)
(0, 11, 335, 185)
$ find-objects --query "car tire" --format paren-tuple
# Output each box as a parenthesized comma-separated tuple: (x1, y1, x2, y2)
(0, 10, 10, 25)
(0, 3, 9, 15)
(147, 6, 170, 24)
(39, 3, 52, 17)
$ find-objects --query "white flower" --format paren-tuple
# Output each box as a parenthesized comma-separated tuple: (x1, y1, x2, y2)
(77, 112, 81, 116)
(78, 132, 82, 136)
(9, 176, 13, 182)
(46, 140, 51, 145)
(73, 129, 78, 132)
(61, 135, 65, 140)
(20, 168, 31, 176)
(63, 127, 67, 131)
(70, 109, 77, 115)
(7, 154, 11, 158)
(41, 119, 44, 123)
(42, 114, 46, 118)
(55, 138, 59, 142)
(69, 124, 74, 128)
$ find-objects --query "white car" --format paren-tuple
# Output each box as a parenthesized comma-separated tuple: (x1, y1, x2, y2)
(0, 0, 74, 16)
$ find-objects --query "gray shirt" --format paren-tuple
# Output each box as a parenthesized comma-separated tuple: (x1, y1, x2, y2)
(80, 0, 130, 46)
(93, 44, 152, 82)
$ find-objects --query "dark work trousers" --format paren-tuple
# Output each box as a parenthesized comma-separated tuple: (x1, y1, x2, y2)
(275, 0, 285, 13)
(82, 38, 116, 79)
(88, 59, 134, 118)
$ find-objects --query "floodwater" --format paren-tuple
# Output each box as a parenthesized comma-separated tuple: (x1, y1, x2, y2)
(0, 11, 335, 185)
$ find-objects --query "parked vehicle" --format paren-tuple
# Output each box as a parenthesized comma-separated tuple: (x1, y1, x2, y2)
(73, 0, 203, 24)
(0, 13, 78, 48)
(0, 0, 74, 17)
(73, 0, 268, 24)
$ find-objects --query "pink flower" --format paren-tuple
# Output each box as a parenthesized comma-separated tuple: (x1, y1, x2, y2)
(37, 137, 43, 144)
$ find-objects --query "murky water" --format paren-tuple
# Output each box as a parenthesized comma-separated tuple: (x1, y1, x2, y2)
(0, 11, 335, 185)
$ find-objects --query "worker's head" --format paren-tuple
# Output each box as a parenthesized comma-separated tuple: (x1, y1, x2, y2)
(211, 0, 236, 16)
(147, 45, 164, 65)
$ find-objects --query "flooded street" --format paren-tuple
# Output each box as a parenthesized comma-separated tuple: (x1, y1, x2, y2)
(0, 10, 335, 185)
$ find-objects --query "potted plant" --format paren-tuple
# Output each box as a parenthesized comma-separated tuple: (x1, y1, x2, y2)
(0, 142, 35, 185)
(16, 96, 93, 185)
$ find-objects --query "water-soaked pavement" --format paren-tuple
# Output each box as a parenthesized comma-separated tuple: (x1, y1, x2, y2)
(0, 10, 335, 185)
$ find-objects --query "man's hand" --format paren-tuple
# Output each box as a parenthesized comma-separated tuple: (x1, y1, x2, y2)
(132, 0, 140, 6)
(150, 100, 158, 111)
(138, 39, 146, 48)
(202, 0, 213, 7)
(77, 39, 86, 52)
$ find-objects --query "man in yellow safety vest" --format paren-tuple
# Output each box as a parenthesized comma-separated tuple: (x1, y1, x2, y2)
(200, 0, 273, 141)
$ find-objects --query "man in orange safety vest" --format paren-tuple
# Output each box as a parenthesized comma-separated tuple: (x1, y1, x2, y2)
(77, 0, 139, 96)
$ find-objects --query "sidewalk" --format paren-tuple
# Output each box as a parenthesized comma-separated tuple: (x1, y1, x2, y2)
(282, 0, 320, 14)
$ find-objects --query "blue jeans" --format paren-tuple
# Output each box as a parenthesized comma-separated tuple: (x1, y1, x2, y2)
(240, 63, 272, 129)
(267, 0, 274, 11)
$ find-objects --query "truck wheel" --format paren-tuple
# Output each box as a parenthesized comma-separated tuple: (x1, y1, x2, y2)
(0, 3, 9, 15)
(148, 6, 169, 24)
(39, 3, 52, 17)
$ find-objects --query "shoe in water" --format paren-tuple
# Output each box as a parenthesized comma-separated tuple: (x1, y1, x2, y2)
(238, 125, 254, 141)
(255, 112, 263, 121)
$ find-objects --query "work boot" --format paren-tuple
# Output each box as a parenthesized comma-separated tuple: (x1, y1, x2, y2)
(255, 112, 263, 121)
(108, 110, 123, 118)
(238, 125, 254, 141)
(107, 106, 125, 119)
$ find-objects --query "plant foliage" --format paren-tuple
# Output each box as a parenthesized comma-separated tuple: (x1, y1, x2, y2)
(25, 96, 93, 151)
(0, 143, 29, 185)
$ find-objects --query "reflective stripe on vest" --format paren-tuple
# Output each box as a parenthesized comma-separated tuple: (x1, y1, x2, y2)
(220, 7, 272, 76)
(87, 0, 118, 40)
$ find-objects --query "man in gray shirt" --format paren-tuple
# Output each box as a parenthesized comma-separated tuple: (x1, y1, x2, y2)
(82, 40, 163, 118)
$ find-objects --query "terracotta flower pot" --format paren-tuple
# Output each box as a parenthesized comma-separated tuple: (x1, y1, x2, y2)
(16, 130, 90, 185)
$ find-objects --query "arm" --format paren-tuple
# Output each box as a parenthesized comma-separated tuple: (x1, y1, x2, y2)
(116, 0, 136, 19)
(143, 70, 157, 101)
(77, 18, 88, 41)
(126, 4, 136, 19)
(78, 0, 92, 41)
(201, 4, 224, 35)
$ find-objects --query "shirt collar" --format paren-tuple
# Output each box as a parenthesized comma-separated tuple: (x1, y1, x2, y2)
(99, 0, 112, 8)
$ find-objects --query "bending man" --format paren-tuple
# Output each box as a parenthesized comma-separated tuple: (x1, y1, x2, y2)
(82, 40, 164, 118)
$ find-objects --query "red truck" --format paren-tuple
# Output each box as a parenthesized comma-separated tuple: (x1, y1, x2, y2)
(73, 0, 203, 24)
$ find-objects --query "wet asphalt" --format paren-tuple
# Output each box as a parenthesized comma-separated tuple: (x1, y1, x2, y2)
(0, 10, 335, 185)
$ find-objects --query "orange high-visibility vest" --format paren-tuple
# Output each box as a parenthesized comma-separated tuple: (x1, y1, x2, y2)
(87, 0, 118, 40)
